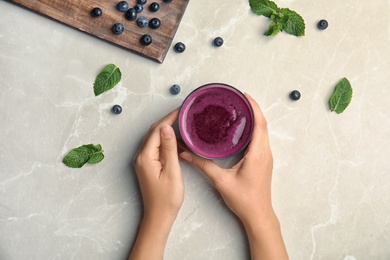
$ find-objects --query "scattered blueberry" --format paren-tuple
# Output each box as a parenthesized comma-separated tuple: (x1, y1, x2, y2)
(149, 18, 161, 29)
(125, 8, 137, 21)
(137, 0, 147, 5)
(137, 16, 149, 28)
(163, 0, 172, 2)
(112, 23, 124, 34)
(289, 90, 301, 101)
(174, 42, 186, 53)
(112, 105, 123, 114)
(134, 4, 143, 13)
(149, 2, 160, 12)
(117, 1, 129, 12)
(317, 19, 328, 30)
(90, 7, 102, 18)
(213, 37, 224, 47)
(170, 84, 181, 95)
(140, 34, 153, 46)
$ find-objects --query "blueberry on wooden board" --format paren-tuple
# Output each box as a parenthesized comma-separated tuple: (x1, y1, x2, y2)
(170, 84, 181, 95)
(289, 90, 301, 101)
(149, 18, 161, 29)
(174, 42, 186, 53)
(317, 19, 328, 30)
(213, 37, 224, 47)
(112, 105, 123, 114)
(149, 2, 160, 12)
(112, 23, 124, 34)
(134, 4, 143, 13)
(140, 34, 153, 46)
(125, 8, 137, 21)
(90, 7, 102, 18)
(137, 0, 147, 5)
(117, 1, 129, 12)
(137, 16, 149, 28)
(163, 0, 172, 2)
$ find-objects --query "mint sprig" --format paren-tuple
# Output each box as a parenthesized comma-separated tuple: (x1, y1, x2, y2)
(329, 78, 353, 114)
(249, 0, 305, 37)
(93, 64, 122, 96)
(63, 144, 104, 168)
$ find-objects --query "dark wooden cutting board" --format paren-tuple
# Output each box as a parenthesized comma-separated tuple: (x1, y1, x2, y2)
(9, 0, 190, 63)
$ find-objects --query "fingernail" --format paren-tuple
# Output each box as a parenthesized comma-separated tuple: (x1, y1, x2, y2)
(161, 125, 173, 138)
(179, 151, 193, 162)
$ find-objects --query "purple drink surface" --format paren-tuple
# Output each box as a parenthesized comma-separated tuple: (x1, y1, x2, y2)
(179, 83, 254, 159)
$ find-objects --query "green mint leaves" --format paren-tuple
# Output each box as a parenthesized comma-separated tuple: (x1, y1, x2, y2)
(93, 64, 122, 96)
(63, 144, 104, 168)
(249, 0, 305, 37)
(329, 77, 353, 114)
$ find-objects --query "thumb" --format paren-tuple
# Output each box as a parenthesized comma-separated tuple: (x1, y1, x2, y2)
(160, 125, 179, 168)
(180, 151, 222, 185)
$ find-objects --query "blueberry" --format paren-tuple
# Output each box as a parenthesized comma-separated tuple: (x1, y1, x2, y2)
(112, 105, 122, 114)
(317, 19, 328, 30)
(125, 8, 137, 21)
(163, 0, 172, 2)
(137, 0, 147, 5)
(90, 7, 102, 18)
(289, 90, 301, 101)
(140, 34, 153, 46)
(170, 84, 181, 95)
(134, 4, 143, 13)
(149, 2, 160, 12)
(149, 18, 161, 29)
(137, 16, 149, 28)
(174, 42, 186, 53)
(213, 37, 224, 47)
(117, 1, 129, 12)
(112, 23, 124, 34)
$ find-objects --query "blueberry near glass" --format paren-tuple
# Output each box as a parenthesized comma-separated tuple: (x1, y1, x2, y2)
(170, 84, 181, 95)
(179, 83, 254, 159)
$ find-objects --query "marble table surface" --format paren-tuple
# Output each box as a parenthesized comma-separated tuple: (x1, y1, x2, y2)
(1, 0, 390, 259)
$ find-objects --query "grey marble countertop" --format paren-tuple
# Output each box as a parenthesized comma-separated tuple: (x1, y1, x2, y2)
(1, 0, 390, 259)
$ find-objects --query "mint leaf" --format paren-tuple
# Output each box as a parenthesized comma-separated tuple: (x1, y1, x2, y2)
(63, 144, 104, 168)
(279, 8, 305, 36)
(249, 0, 305, 37)
(249, 0, 278, 18)
(329, 78, 353, 114)
(264, 21, 283, 36)
(93, 64, 122, 96)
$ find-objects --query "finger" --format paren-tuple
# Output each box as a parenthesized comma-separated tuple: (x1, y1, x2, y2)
(142, 108, 180, 152)
(160, 125, 180, 172)
(244, 93, 271, 156)
(179, 151, 223, 185)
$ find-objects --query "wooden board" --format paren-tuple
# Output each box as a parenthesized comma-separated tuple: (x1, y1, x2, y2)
(9, 0, 190, 63)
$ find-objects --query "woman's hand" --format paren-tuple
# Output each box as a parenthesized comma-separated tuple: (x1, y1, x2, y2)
(129, 108, 183, 260)
(179, 94, 288, 260)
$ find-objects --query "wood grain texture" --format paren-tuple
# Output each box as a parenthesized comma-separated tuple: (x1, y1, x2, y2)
(9, 0, 190, 63)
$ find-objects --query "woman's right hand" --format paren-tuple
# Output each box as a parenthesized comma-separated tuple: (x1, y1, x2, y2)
(179, 93, 288, 260)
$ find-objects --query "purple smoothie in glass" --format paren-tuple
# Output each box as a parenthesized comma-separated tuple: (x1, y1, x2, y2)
(179, 83, 254, 159)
